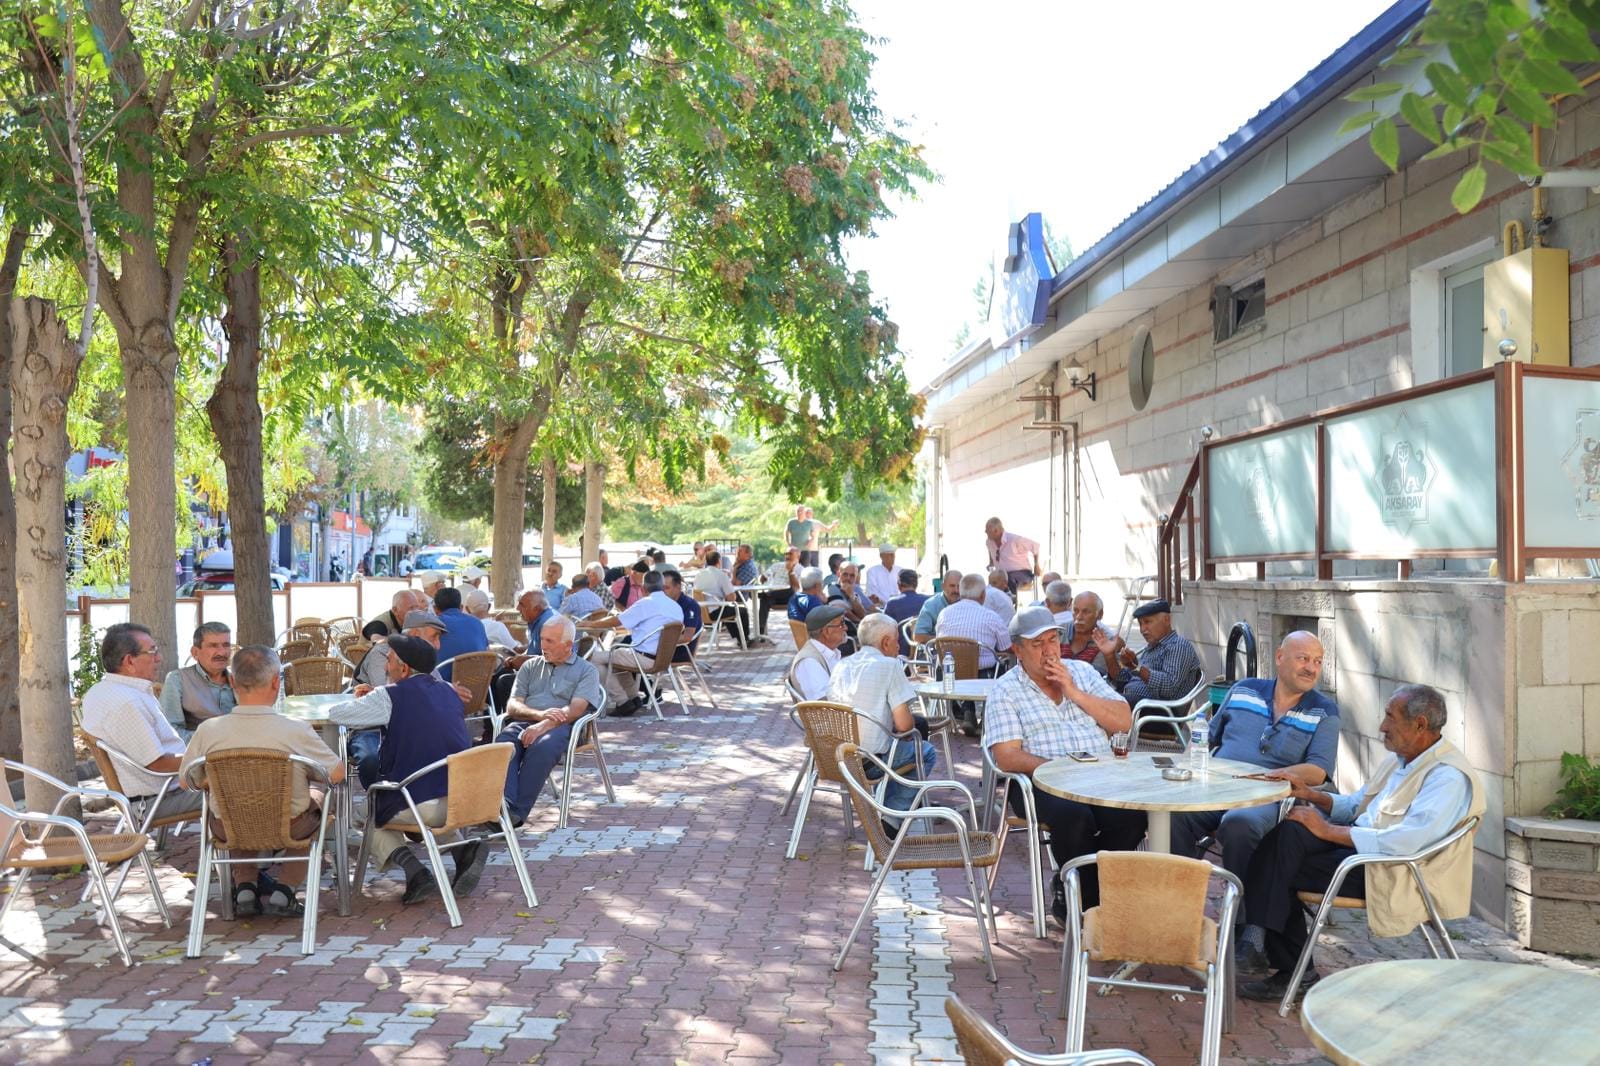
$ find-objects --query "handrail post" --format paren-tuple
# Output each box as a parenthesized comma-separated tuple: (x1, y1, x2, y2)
(1495, 361, 1525, 582)
(1200, 444, 1214, 583)
(1314, 422, 1332, 580)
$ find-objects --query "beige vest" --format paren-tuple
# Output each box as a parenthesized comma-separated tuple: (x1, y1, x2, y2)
(787, 641, 836, 699)
(1353, 738, 1485, 937)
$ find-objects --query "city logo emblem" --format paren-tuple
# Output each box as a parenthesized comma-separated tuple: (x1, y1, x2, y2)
(1558, 407, 1600, 520)
(1378, 414, 1433, 531)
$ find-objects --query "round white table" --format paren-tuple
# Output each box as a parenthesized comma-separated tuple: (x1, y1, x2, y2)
(275, 692, 354, 914)
(732, 584, 779, 640)
(914, 679, 997, 703)
(1301, 958, 1600, 1065)
(278, 693, 348, 724)
(1032, 751, 1288, 852)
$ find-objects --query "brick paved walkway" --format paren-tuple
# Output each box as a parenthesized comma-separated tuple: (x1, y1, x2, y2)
(2, 636, 1593, 1064)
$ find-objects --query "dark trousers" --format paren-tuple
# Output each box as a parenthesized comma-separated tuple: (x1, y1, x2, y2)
(497, 720, 574, 826)
(349, 729, 383, 788)
(707, 602, 751, 643)
(800, 550, 819, 567)
(760, 590, 790, 634)
(1244, 820, 1365, 971)
(1005, 569, 1034, 595)
(1012, 784, 1147, 910)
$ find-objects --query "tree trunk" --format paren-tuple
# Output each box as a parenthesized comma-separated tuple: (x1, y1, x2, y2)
(0, 229, 27, 762)
(119, 320, 181, 666)
(540, 453, 559, 570)
(582, 460, 605, 565)
(207, 239, 273, 645)
(10, 297, 85, 811)
(489, 414, 538, 607)
(856, 520, 868, 545)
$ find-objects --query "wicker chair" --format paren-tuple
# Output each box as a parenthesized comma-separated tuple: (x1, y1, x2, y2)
(945, 994, 1153, 1066)
(353, 743, 535, 927)
(601, 621, 686, 720)
(339, 639, 374, 672)
(1058, 852, 1240, 1066)
(672, 628, 718, 711)
(833, 743, 1000, 982)
(335, 631, 368, 660)
(184, 749, 337, 957)
(80, 732, 194, 904)
(284, 655, 349, 696)
(931, 635, 985, 735)
(322, 616, 360, 640)
(1127, 671, 1210, 753)
(287, 622, 332, 656)
(785, 701, 922, 861)
(787, 618, 809, 648)
(434, 650, 499, 734)
(0, 760, 172, 967)
(694, 590, 748, 652)
(278, 638, 315, 664)
(545, 690, 617, 830)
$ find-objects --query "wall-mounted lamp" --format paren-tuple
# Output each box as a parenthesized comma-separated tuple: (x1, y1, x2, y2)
(1065, 358, 1097, 402)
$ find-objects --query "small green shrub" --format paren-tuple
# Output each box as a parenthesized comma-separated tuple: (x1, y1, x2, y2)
(1546, 752, 1600, 821)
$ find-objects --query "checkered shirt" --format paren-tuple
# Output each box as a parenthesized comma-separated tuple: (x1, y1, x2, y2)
(933, 598, 1011, 669)
(827, 647, 918, 754)
(983, 660, 1123, 759)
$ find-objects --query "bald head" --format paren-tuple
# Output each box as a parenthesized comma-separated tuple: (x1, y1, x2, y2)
(1275, 630, 1325, 696)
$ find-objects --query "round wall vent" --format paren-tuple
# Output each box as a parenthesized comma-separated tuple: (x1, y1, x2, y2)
(1128, 325, 1155, 411)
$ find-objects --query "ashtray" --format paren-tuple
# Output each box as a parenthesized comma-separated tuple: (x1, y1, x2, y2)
(1161, 767, 1195, 782)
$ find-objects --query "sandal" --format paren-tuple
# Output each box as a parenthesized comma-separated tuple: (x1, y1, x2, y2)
(232, 881, 261, 918)
(260, 885, 305, 917)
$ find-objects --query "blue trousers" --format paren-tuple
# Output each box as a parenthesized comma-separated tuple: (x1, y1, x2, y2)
(864, 736, 940, 818)
(497, 720, 574, 825)
(349, 729, 383, 788)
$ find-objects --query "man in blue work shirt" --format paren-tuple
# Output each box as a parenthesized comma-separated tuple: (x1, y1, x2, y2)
(786, 567, 828, 623)
(433, 586, 489, 674)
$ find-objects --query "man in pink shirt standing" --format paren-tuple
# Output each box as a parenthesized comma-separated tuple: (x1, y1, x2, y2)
(985, 517, 1042, 595)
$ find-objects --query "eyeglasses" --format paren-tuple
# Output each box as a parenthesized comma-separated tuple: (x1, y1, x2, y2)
(132, 648, 161, 657)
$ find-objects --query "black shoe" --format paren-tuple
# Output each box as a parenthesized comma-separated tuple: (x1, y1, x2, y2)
(401, 864, 440, 905)
(452, 839, 489, 896)
(608, 697, 642, 718)
(231, 881, 261, 918)
(880, 818, 902, 840)
(1235, 939, 1271, 976)
(1049, 873, 1067, 929)
(1239, 967, 1320, 1003)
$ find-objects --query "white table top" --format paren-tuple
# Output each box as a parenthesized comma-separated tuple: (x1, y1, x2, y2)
(1301, 959, 1600, 1065)
(733, 583, 779, 593)
(1032, 751, 1288, 813)
(914, 679, 997, 702)
(277, 693, 349, 723)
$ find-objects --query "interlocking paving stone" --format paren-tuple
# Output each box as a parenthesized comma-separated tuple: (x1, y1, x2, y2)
(0, 636, 1593, 1064)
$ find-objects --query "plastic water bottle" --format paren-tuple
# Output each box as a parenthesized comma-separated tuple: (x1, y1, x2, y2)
(1190, 710, 1210, 775)
(943, 652, 956, 692)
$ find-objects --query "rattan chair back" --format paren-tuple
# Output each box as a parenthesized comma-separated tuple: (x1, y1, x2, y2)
(289, 623, 331, 655)
(931, 636, 980, 680)
(279, 638, 315, 663)
(335, 631, 367, 658)
(834, 742, 896, 860)
(340, 639, 373, 668)
(444, 650, 498, 713)
(1091, 850, 1213, 968)
(788, 618, 809, 648)
(197, 748, 314, 853)
(442, 743, 514, 830)
(645, 622, 684, 673)
(284, 656, 348, 696)
(944, 994, 1012, 1066)
(81, 732, 126, 796)
(323, 616, 359, 639)
(794, 702, 861, 786)
(506, 621, 529, 646)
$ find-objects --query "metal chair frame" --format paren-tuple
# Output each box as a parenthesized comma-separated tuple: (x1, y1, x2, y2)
(785, 701, 922, 860)
(944, 993, 1154, 1066)
(353, 744, 537, 928)
(1276, 815, 1481, 1017)
(536, 689, 617, 829)
(599, 621, 688, 720)
(671, 629, 719, 711)
(694, 590, 749, 652)
(79, 733, 193, 905)
(1126, 672, 1210, 753)
(979, 741, 1051, 939)
(283, 655, 351, 697)
(833, 746, 999, 983)
(1057, 853, 1241, 1066)
(434, 651, 500, 736)
(183, 753, 335, 957)
(0, 760, 171, 967)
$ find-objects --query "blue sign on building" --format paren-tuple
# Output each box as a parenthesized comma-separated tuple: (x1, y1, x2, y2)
(988, 212, 1054, 350)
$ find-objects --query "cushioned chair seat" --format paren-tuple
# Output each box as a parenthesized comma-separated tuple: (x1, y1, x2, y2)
(1084, 907, 1218, 969)
(11, 833, 148, 869)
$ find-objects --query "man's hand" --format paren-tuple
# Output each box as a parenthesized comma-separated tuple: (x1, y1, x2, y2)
(519, 718, 559, 747)
(352, 683, 373, 698)
(452, 682, 473, 704)
(1038, 655, 1069, 703)
(1119, 646, 1138, 670)
(1285, 803, 1331, 838)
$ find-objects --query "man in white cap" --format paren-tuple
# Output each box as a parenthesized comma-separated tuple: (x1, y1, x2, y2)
(863, 543, 899, 608)
(464, 586, 518, 650)
(417, 570, 448, 601)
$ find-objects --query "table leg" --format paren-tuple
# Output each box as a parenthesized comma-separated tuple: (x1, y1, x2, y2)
(1147, 810, 1171, 853)
(334, 779, 351, 917)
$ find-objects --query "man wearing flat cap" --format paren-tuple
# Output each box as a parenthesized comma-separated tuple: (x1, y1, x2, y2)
(787, 604, 849, 702)
(327, 634, 482, 904)
(1095, 598, 1203, 708)
(986, 606, 1143, 926)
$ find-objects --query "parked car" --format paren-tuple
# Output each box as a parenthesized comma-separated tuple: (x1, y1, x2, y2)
(180, 572, 287, 596)
(414, 549, 464, 571)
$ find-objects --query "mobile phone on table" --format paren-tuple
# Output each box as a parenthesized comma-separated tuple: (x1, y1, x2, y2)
(1066, 751, 1098, 763)
(1151, 756, 1175, 768)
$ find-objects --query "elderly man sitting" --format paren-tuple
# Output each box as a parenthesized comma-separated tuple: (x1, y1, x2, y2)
(934, 573, 1012, 671)
(588, 570, 684, 715)
(829, 613, 939, 829)
(585, 563, 616, 610)
(1061, 591, 1114, 670)
(787, 604, 849, 701)
(884, 569, 928, 656)
(160, 621, 236, 732)
(913, 570, 961, 646)
(328, 635, 480, 903)
(464, 587, 518, 650)
(1240, 683, 1484, 1003)
(1095, 598, 1202, 706)
(983, 569, 1016, 624)
(494, 615, 604, 827)
(1030, 573, 1063, 608)
(558, 573, 605, 620)
(1041, 580, 1073, 630)
(180, 645, 343, 917)
(787, 566, 828, 623)
(694, 550, 751, 645)
(986, 607, 1143, 923)
(863, 544, 900, 608)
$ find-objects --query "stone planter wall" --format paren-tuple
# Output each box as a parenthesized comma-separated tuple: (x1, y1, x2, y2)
(1506, 815, 1600, 956)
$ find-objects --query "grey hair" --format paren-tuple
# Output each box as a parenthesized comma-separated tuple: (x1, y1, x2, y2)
(799, 566, 824, 591)
(231, 645, 282, 690)
(1391, 684, 1448, 732)
(541, 614, 577, 641)
(391, 589, 413, 610)
(192, 621, 231, 647)
(585, 562, 605, 577)
(101, 622, 153, 673)
(1073, 590, 1104, 614)
(959, 573, 987, 601)
(1044, 580, 1073, 608)
(856, 613, 899, 652)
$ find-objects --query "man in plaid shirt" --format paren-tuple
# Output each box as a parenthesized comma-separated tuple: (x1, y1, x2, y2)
(1095, 598, 1202, 706)
(987, 607, 1145, 925)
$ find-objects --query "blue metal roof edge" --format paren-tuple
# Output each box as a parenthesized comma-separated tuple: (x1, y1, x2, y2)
(1047, 0, 1430, 300)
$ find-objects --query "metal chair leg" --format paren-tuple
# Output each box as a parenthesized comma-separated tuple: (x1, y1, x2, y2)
(419, 830, 461, 928)
(83, 853, 133, 967)
(500, 807, 537, 908)
(833, 844, 900, 973)
(557, 757, 575, 831)
(592, 737, 616, 802)
(136, 849, 172, 928)
(186, 836, 214, 958)
(299, 812, 331, 955)
(781, 753, 811, 817)
(960, 855, 997, 983)
(785, 769, 817, 859)
(1278, 885, 1342, 1018)
(0, 867, 31, 931)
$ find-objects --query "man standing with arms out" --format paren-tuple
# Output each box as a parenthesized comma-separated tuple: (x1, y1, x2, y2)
(984, 517, 1042, 596)
(1095, 598, 1202, 707)
(495, 615, 604, 827)
(913, 570, 962, 646)
(783, 505, 817, 568)
(1240, 684, 1483, 1003)
(986, 607, 1142, 925)
(864, 544, 900, 608)
(81, 623, 204, 823)
(1171, 631, 1340, 966)
(160, 622, 236, 732)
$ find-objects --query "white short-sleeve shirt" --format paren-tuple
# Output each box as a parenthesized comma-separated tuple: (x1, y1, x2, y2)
(80, 673, 186, 798)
